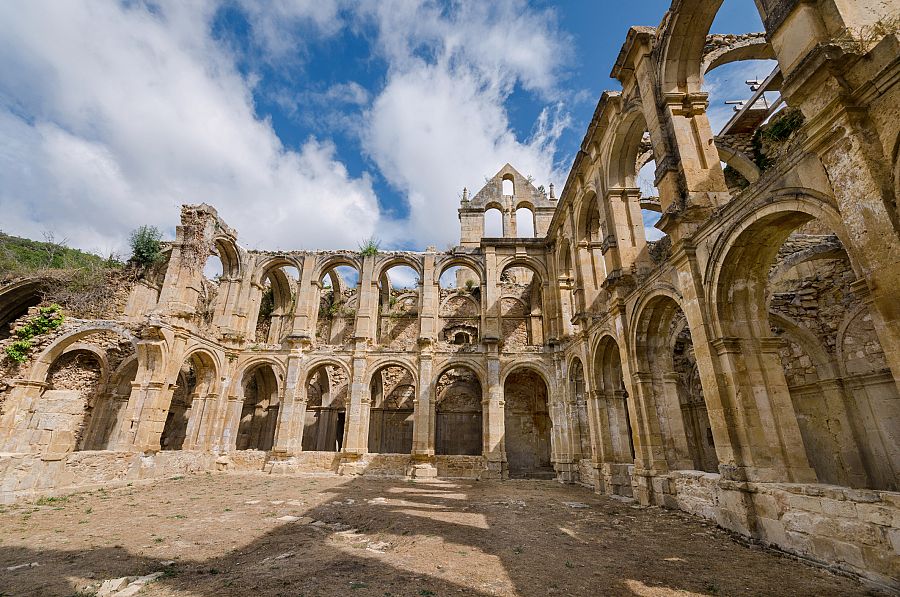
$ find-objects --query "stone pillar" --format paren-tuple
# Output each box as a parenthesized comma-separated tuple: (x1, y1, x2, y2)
(660, 372, 693, 469)
(342, 354, 370, 455)
(484, 349, 504, 478)
(219, 394, 243, 452)
(273, 342, 307, 454)
(412, 348, 435, 457)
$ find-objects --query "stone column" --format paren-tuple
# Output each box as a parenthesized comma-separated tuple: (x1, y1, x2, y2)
(342, 354, 370, 455)
(273, 342, 307, 454)
(483, 349, 504, 478)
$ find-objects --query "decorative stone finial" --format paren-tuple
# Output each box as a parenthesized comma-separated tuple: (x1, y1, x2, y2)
(462, 187, 469, 203)
(549, 183, 556, 200)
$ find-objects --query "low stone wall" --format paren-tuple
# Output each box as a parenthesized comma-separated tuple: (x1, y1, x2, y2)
(663, 470, 900, 590)
(0, 450, 219, 504)
(435, 455, 489, 479)
(576, 458, 595, 488)
(264, 451, 343, 474)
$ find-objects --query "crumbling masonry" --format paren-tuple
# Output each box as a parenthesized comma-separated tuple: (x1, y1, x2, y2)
(2, 0, 900, 589)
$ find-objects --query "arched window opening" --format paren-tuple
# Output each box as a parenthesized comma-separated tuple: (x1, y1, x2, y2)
(502, 177, 514, 196)
(161, 352, 216, 451)
(638, 158, 665, 242)
(303, 364, 349, 452)
(368, 365, 415, 454)
(504, 368, 552, 477)
(199, 255, 224, 326)
(435, 367, 482, 455)
(515, 207, 535, 238)
(80, 358, 137, 451)
(569, 359, 592, 459)
(378, 265, 420, 348)
(0, 281, 43, 340)
(439, 265, 481, 347)
(484, 207, 503, 237)
(593, 337, 636, 496)
(635, 298, 718, 474)
(317, 265, 359, 346)
(30, 349, 104, 454)
(236, 364, 280, 451)
(499, 264, 543, 349)
(254, 266, 298, 344)
(741, 218, 900, 491)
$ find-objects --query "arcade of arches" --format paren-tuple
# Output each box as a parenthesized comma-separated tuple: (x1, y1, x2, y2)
(1, 0, 899, 588)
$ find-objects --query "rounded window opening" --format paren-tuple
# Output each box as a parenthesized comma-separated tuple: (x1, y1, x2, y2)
(317, 265, 359, 346)
(638, 157, 664, 242)
(435, 366, 483, 455)
(499, 264, 543, 348)
(303, 364, 349, 452)
(484, 207, 503, 237)
(503, 368, 552, 477)
(236, 364, 280, 451)
(502, 177, 514, 196)
(368, 365, 415, 454)
(515, 206, 535, 238)
(377, 265, 420, 347)
(255, 265, 299, 344)
(439, 265, 480, 346)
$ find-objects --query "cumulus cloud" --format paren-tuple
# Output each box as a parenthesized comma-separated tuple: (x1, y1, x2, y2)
(358, 0, 572, 247)
(0, 0, 380, 253)
(0, 0, 573, 255)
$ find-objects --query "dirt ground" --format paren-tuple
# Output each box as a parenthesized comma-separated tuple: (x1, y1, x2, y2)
(0, 472, 880, 597)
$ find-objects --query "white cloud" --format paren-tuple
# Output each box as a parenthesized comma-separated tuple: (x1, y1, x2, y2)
(358, 0, 572, 247)
(0, 0, 381, 253)
(0, 0, 573, 256)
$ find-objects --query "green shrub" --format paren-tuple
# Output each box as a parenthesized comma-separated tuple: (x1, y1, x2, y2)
(129, 225, 163, 267)
(358, 236, 380, 257)
(4, 304, 64, 363)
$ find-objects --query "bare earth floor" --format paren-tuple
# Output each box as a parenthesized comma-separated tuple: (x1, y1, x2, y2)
(0, 472, 879, 597)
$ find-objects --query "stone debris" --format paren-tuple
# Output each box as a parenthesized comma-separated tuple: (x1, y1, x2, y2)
(244, 500, 260, 505)
(366, 540, 391, 553)
(6, 562, 39, 571)
(97, 572, 164, 597)
(270, 500, 284, 505)
(562, 502, 590, 509)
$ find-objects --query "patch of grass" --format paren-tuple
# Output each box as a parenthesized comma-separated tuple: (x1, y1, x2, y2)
(350, 582, 368, 589)
(513, 545, 524, 554)
(565, 560, 575, 569)
(357, 236, 381, 257)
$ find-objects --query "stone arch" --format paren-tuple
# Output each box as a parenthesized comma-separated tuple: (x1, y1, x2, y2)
(252, 263, 298, 344)
(606, 107, 651, 190)
(715, 139, 761, 184)
(26, 324, 137, 384)
(315, 258, 361, 346)
(569, 356, 592, 459)
(376, 264, 421, 349)
(632, 290, 717, 472)
(160, 348, 218, 451)
(503, 365, 553, 477)
(302, 360, 351, 452)
(0, 278, 46, 340)
(498, 260, 546, 349)
(213, 235, 242, 279)
(701, 32, 774, 74)
(373, 255, 424, 285)
(436, 256, 485, 285)
(368, 362, 416, 454)
(656, 0, 728, 95)
(484, 201, 505, 237)
(235, 361, 281, 451)
(434, 363, 483, 456)
(592, 334, 636, 470)
(80, 354, 139, 451)
(708, 195, 899, 489)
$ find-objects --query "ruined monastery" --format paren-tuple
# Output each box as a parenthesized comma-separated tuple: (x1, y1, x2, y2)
(2, 0, 900, 590)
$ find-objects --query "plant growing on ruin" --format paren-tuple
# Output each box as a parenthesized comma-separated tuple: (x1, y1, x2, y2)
(129, 225, 163, 267)
(358, 236, 381, 257)
(4, 304, 64, 363)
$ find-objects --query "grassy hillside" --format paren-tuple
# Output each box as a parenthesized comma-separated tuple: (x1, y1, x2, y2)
(0, 231, 121, 279)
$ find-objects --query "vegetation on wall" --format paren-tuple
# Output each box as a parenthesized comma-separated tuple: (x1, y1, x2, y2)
(4, 304, 64, 363)
(752, 108, 805, 171)
(128, 225, 163, 267)
(358, 236, 381, 257)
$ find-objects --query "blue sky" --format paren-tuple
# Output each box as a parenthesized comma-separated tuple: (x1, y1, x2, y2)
(0, 0, 772, 255)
